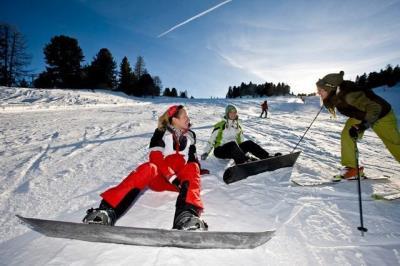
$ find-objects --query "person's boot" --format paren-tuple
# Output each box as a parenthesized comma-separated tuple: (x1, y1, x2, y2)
(173, 180, 208, 231)
(266, 152, 282, 158)
(172, 207, 208, 231)
(333, 166, 365, 181)
(82, 200, 117, 226)
(245, 153, 259, 162)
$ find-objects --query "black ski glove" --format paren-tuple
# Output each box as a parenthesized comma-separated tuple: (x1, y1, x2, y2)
(349, 122, 369, 139)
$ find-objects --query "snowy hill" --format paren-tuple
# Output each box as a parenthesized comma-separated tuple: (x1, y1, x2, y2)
(0, 85, 399, 265)
(0, 87, 146, 112)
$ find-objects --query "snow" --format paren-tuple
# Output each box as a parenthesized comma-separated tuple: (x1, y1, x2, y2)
(0, 85, 399, 265)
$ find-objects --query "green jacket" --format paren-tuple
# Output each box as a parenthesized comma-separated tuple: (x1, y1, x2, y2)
(203, 119, 243, 155)
(329, 81, 391, 125)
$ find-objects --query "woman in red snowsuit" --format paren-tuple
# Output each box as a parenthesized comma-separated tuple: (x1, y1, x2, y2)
(83, 105, 207, 231)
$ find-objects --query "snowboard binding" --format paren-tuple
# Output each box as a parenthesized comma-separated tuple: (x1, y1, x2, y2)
(83, 208, 116, 226)
(173, 210, 208, 231)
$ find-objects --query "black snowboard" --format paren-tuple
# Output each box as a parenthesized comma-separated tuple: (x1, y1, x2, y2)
(17, 215, 275, 249)
(223, 151, 301, 184)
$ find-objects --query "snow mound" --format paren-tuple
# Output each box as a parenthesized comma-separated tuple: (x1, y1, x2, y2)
(0, 86, 146, 112)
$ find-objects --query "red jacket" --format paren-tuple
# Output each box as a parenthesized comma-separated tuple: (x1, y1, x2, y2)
(261, 102, 268, 110)
(149, 127, 198, 180)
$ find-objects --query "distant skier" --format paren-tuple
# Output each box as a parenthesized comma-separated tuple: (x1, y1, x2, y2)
(83, 105, 208, 231)
(316, 71, 400, 180)
(201, 104, 280, 164)
(260, 100, 268, 118)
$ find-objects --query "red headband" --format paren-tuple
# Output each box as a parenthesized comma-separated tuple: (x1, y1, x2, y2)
(167, 105, 179, 118)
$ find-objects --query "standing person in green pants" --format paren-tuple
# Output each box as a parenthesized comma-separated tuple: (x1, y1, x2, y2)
(316, 71, 400, 180)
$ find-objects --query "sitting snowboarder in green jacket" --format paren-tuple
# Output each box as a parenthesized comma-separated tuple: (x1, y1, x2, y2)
(316, 71, 400, 180)
(201, 104, 279, 164)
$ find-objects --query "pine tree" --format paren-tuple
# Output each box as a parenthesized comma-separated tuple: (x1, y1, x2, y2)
(226, 87, 233, 98)
(153, 76, 162, 95)
(384, 64, 395, 87)
(180, 90, 188, 98)
(134, 56, 146, 79)
(118, 56, 135, 94)
(0, 23, 31, 86)
(357, 73, 367, 87)
(87, 48, 117, 89)
(225, 80, 291, 98)
(171, 88, 178, 97)
(392, 65, 400, 86)
(19, 78, 29, 87)
(35, 35, 83, 88)
(135, 73, 159, 97)
(163, 87, 171, 96)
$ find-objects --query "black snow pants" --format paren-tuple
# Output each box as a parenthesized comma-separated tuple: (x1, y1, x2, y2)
(214, 140, 269, 164)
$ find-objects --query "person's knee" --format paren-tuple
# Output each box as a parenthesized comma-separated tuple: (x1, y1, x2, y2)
(185, 163, 200, 176)
(241, 140, 256, 148)
(128, 162, 158, 185)
(137, 162, 158, 175)
(178, 163, 200, 182)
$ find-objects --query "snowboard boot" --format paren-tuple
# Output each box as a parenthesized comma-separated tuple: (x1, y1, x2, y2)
(172, 209, 208, 231)
(82, 201, 117, 226)
(333, 166, 365, 182)
(245, 153, 259, 162)
(266, 152, 282, 159)
(173, 181, 207, 231)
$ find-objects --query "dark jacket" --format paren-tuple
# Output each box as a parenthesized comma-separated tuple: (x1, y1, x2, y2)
(328, 81, 391, 125)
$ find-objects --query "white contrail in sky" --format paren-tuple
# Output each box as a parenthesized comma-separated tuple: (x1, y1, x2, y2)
(158, 0, 233, 38)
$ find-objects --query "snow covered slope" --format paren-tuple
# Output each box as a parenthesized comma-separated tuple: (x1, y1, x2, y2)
(0, 85, 399, 265)
(0, 87, 145, 112)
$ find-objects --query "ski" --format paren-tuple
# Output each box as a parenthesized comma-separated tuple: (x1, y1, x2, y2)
(291, 178, 335, 186)
(332, 174, 391, 182)
(371, 181, 400, 200)
(292, 175, 391, 187)
(16, 215, 275, 249)
(372, 192, 400, 201)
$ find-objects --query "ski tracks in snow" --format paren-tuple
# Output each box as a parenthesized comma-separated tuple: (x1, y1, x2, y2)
(0, 131, 60, 242)
(2, 132, 59, 197)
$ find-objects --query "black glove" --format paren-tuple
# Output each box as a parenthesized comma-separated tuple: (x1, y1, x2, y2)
(349, 122, 369, 138)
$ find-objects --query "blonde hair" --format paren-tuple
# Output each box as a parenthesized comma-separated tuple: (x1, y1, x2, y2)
(158, 111, 170, 130)
(158, 105, 186, 130)
(321, 95, 337, 118)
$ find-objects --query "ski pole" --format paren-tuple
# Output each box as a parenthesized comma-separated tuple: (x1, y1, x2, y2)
(291, 105, 324, 153)
(354, 138, 368, 236)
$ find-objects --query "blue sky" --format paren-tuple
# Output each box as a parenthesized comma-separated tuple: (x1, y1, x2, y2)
(2, 0, 400, 97)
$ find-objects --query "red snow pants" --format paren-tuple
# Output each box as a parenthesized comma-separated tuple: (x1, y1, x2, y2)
(100, 153, 203, 210)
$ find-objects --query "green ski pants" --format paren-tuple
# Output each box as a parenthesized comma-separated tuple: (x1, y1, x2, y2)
(341, 110, 400, 168)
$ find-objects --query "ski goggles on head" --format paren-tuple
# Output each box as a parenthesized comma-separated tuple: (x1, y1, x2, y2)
(167, 105, 184, 118)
